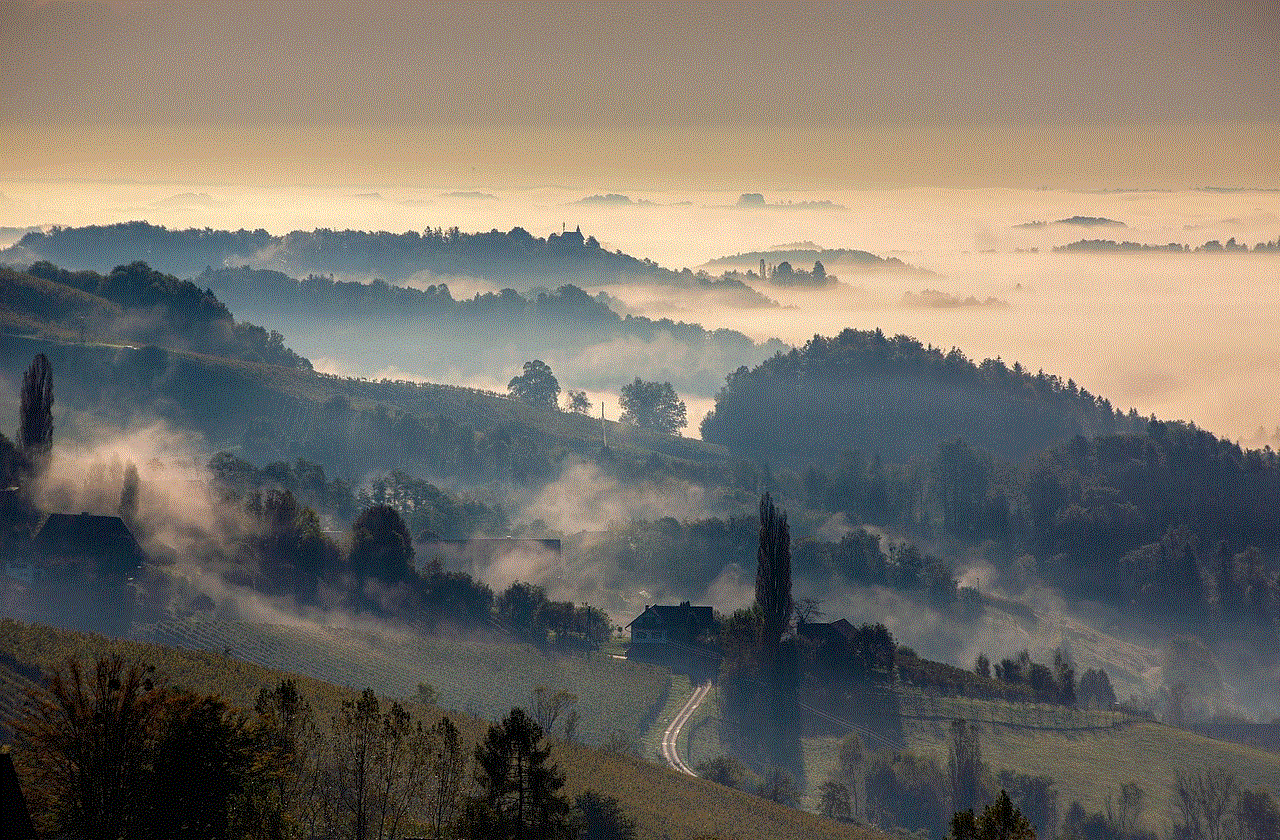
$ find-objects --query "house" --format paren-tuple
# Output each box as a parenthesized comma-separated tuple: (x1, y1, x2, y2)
(28, 512, 144, 581)
(627, 601, 715, 646)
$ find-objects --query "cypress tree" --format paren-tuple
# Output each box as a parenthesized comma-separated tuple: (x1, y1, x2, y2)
(18, 354, 53, 468)
(755, 492, 792, 661)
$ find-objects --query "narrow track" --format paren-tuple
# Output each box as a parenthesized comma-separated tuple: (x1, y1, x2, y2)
(661, 680, 711, 776)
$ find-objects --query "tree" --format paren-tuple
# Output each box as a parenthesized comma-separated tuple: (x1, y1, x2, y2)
(819, 780, 852, 821)
(424, 716, 467, 840)
(1238, 788, 1279, 840)
(531, 686, 578, 738)
(573, 790, 637, 840)
(755, 492, 792, 662)
(836, 734, 866, 817)
(508, 360, 560, 411)
(756, 767, 801, 808)
(1172, 767, 1240, 840)
(950, 790, 1036, 840)
(326, 689, 428, 840)
(18, 353, 53, 467)
(13, 656, 165, 840)
(1078, 669, 1116, 710)
(349, 504, 415, 586)
(12, 656, 255, 840)
(949, 719, 986, 814)
(470, 707, 570, 840)
(618, 378, 686, 435)
(564, 389, 592, 415)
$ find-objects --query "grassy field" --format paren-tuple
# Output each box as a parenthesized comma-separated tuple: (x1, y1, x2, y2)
(0, 618, 884, 840)
(136, 618, 671, 747)
(799, 688, 1280, 835)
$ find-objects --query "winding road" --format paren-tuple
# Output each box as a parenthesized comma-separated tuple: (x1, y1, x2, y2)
(660, 680, 711, 776)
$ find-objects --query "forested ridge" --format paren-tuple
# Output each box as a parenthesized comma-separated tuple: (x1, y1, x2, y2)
(196, 265, 781, 353)
(701, 328, 1145, 465)
(3, 221, 762, 293)
(700, 329, 1280, 666)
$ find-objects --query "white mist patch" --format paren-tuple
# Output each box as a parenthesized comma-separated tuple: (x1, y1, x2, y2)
(524, 460, 709, 534)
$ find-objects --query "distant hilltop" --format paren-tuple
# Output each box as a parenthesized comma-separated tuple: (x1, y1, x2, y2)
(703, 246, 932, 276)
(1055, 236, 1280, 253)
(1015, 215, 1127, 229)
(734, 193, 846, 210)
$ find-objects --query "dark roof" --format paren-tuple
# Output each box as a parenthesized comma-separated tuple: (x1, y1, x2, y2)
(627, 601, 715, 629)
(0, 752, 37, 840)
(32, 513, 144, 575)
(798, 618, 857, 644)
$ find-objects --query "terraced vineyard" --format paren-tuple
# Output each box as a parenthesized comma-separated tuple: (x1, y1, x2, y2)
(136, 619, 671, 744)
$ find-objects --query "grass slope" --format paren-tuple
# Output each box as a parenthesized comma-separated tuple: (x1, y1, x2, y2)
(137, 619, 671, 747)
(0, 332, 731, 467)
(800, 689, 1280, 835)
(0, 618, 883, 840)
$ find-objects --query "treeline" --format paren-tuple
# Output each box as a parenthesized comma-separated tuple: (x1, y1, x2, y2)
(1055, 236, 1280, 253)
(196, 484, 607, 647)
(1, 261, 309, 369)
(196, 266, 778, 354)
(10, 657, 636, 840)
(7, 219, 700, 287)
(700, 328, 1145, 465)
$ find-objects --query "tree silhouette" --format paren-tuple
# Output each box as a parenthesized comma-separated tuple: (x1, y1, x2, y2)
(349, 504, 415, 585)
(470, 707, 570, 840)
(618, 378, 686, 435)
(508, 360, 561, 411)
(564, 389, 592, 415)
(18, 353, 53, 467)
(755, 492, 792, 661)
(950, 790, 1036, 840)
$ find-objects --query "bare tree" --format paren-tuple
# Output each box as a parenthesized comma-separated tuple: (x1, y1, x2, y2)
(1173, 767, 1241, 840)
(531, 686, 578, 737)
(424, 716, 468, 840)
(819, 780, 851, 821)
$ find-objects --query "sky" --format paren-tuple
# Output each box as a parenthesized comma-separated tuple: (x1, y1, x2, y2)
(2, 1, 1278, 189)
(2, 1, 1280, 449)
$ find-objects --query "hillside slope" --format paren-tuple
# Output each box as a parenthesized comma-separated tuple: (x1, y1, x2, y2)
(0, 618, 885, 840)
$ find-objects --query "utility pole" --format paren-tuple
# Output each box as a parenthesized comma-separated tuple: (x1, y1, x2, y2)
(601, 401, 607, 448)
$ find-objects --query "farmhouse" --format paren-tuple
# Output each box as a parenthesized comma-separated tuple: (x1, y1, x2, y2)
(627, 601, 715, 646)
(29, 512, 144, 581)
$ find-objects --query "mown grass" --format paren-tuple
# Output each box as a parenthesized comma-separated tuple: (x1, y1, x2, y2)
(0, 618, 885, 840)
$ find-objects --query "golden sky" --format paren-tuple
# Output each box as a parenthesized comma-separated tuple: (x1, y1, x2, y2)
(2, 1, 1278, 188)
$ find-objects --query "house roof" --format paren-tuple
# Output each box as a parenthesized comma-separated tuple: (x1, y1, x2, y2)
(798, 618, 857, 644)
(32, 513, 144, 575)
(626, 601, 715, 629)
